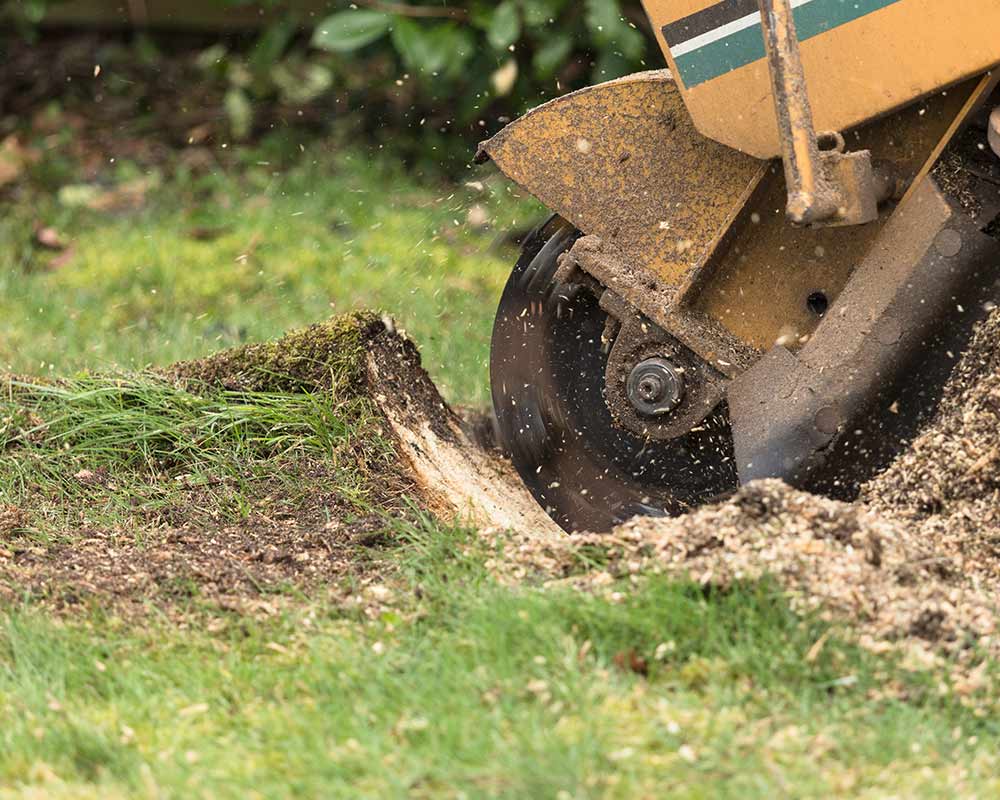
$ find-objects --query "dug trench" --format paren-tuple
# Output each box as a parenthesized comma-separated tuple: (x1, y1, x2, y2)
(2, 308, 1000, 666)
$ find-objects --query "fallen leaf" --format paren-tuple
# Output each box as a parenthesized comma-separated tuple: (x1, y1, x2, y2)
(678, 744, 697, 763)
(612, 648, 649, 677)
(0, 135, 39, 187)
(466, 204, 489, 228)
(58, 176, 158, 212)
(491, 59, 518, 97)
(186, 123, 212, 145)
(33, 226, 68, 251)
(0, 505, 28, 535)
(805, 630, 832, 663)
(47, 248, 76, 271)
(187, 226, 231, 242)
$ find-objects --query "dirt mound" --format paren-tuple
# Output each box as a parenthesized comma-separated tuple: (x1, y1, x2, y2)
(0, 313, 555, 612)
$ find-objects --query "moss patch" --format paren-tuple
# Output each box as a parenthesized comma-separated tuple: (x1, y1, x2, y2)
(169, 311, 381, 395)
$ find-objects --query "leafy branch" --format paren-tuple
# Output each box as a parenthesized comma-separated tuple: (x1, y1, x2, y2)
(353, 0, 468, 21)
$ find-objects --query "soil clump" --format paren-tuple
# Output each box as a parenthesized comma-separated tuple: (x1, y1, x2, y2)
(0, 313, 551, 613)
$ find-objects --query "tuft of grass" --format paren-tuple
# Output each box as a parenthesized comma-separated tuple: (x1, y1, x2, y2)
(0, 367, 392, 538)
(1, 516, 1000, 797)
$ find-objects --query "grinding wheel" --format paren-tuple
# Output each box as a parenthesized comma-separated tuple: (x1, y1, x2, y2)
(490, 217, 738, 533)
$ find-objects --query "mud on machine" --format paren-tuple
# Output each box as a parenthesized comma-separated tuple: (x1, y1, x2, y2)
(480, 0, 1000, 532)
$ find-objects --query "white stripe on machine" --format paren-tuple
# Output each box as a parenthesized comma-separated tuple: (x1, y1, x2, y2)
(669, 0, 818, 58)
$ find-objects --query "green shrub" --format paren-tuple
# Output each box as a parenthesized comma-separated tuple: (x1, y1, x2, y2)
(6, 1, 658, 164)
(310, 1, 651, 114)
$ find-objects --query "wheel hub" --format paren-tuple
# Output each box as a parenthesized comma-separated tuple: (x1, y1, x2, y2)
(628, 358, 684, 417)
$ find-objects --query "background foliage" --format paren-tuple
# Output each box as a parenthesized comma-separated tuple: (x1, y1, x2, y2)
(5, 0, 655, 164)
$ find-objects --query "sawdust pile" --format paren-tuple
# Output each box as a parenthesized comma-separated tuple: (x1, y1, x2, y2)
(486, 482, 997, 660)
(484, 311, 1000, 661)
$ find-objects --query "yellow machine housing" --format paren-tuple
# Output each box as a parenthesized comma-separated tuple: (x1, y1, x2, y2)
(641, 0, 1000, 158)
(484, 0, 1000, 532)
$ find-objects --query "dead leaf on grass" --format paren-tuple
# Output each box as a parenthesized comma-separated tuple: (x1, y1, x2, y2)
(58, 175, 159, 212)
(234, 232, 263, 264)
(186, 123, 213, 145)
(0, 505, 28, 535)
(805, 630, 833, 663)
(33, 225, 69, 251)
(46, 248, 76, 271)
(0, 135, 40, 187)
(612, 648, 649, 677)
(187, 226, 231, 242)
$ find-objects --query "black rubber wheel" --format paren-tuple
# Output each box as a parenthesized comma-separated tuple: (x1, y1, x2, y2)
(490, 217, 738, 533)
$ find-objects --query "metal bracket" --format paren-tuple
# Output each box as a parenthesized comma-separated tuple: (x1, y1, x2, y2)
(758, 0, 887, 227)
(599, 292, 729, 441)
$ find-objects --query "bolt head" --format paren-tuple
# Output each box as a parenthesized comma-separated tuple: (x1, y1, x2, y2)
(638, 375, 664, 402)
(627, 358, 684, 417)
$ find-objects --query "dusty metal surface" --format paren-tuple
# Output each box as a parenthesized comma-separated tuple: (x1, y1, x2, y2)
(643, 0, 1000, 158)
(729, 176, 1000, 494)
(483, 64, 983, 362)
(757, 0, 879, 226)
(720, 81, 1000, 489)
(559, 235, 759, 376)
(478, 71, 765, 291)
(687, 78, 984, 353)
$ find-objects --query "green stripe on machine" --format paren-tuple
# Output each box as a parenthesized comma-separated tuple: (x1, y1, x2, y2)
(670, 0, 903, 88)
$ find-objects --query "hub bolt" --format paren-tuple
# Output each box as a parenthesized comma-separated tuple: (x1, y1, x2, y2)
(627, 358, 684, 417)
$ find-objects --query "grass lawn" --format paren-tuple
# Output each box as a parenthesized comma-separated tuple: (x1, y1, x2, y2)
(3, 523, 1000, 798)
(0, 135, 536, 407)
(2, 137, 1000, 798)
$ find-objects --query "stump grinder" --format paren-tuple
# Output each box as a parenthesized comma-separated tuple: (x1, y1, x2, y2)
(480, 0, 1000, 532)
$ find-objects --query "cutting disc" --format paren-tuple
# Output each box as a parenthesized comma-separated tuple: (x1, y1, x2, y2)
(490, 218, 738, 533)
